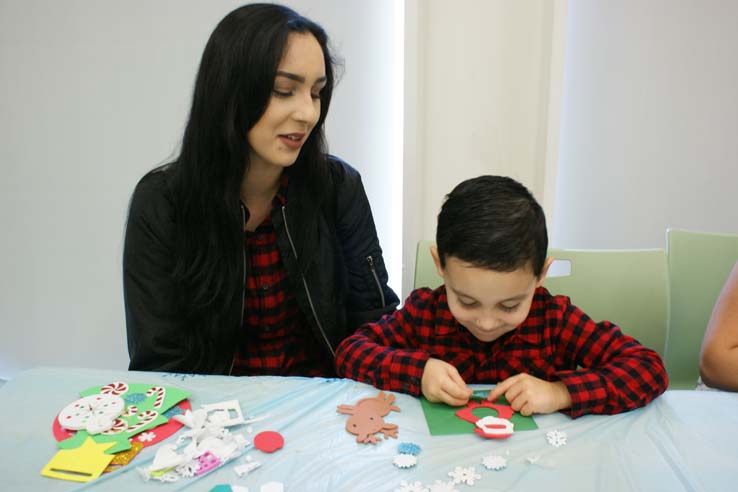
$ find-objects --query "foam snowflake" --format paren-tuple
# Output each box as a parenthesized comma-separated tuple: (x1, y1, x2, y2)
(138, 431, 156, 442)
(395, 480, 428, 492)
(482, 454, 507, 471)
(526, 455, 541, 464)
(393, 454, 418, 469)
(546, 429, 567, 447)
(425, 480, 459, 492)
(398, 442, 422, 455)
(448, 466, 482, 486)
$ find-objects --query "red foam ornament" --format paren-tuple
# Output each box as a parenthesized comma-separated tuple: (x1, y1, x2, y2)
(254, 430, 284, 453)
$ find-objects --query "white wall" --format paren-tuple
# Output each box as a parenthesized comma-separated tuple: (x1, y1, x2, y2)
(0, 0, 402, 379)
(402, 0, 565, 297)
(553, 0, 738, 249)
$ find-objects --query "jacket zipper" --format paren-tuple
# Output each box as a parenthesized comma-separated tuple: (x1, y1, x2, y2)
(281, 205, 335, 358)
(366, 255, 386, 307)
(228, 205, 248, 376)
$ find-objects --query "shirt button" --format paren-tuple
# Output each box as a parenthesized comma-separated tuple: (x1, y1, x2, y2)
(261, 283, 270, 291)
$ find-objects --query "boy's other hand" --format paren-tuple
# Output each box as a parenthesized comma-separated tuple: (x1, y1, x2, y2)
(421, 357, 473, 406)
(485, 374, 572, 416)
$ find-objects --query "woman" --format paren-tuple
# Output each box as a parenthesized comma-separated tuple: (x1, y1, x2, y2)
(699, 260, 738, 391)
(123, 4, 398, 376)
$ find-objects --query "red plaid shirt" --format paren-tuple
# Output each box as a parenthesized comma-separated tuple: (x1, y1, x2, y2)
(231, 175, 334, 377)
(335, 286, 668, 417)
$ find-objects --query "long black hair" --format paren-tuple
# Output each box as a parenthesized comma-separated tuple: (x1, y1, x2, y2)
(167, 3, 336, 318)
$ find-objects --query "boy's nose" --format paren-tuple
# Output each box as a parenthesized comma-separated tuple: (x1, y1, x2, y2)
(476, 316, 499, 331)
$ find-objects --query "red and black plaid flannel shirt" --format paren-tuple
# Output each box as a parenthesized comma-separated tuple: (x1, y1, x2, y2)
(335, 286, 668, 417)
(231, 175, 334, 377)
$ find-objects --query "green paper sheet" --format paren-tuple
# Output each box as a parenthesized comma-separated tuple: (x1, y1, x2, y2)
(420, 390, 537, 436)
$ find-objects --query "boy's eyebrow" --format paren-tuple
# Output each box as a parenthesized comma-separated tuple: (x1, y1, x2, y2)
(275, 71, 327, 85)
(451, 287, 527, 304)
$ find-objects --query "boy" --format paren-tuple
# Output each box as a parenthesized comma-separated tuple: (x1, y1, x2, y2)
(335, 176, 668, 417)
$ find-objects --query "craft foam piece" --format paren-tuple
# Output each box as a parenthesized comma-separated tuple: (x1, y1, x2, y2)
(254, 431, 284, 453)
(57, 382, 190, 454)
(210, 486, 250, 492)
(393, 454, 417, 469)
(482, 454, 508, 471)
(397, 442, 422, 455)
(425, 480, 460, 492)
(546, 429, 567, 447)
(395, 480, 427, 492)
(234, 461, 261, 477)
(57, 394, 126, 434)
(201, 400, 246, 427)
(195, 451, 222, 476)
(448, 466, 481, 486)
(421, 392, 537, 436)
(456, 401, 514, 439)
(336, 390, 400, 444)
(41, 437, 116, 482)
(260, 482, 284, 492)
(53, 399, 192, 450)
(104, 441, 144, 472)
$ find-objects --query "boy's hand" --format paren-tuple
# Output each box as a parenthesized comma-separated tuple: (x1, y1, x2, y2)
(486, 373, 572, 416)
(421, 357, 473, 406)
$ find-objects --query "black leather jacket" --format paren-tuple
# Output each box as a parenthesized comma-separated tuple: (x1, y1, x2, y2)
(123, 157, 398, 374)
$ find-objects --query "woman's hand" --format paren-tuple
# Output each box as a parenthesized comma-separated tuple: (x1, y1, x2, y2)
(421, 357, 472, 406)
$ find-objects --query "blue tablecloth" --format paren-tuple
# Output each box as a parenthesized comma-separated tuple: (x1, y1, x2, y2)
(1, 366, 736, 491)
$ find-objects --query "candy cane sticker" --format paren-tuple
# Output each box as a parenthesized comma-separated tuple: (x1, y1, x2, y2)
(123, 405, 138, 417)
(145, 386, 166, 409)
(100, 382, 129, 395)
(101, 418, 128, 435)
(126, 410, 158, 434)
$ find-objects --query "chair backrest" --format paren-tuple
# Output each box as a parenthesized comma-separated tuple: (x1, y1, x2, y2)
(414, 240, 443, 289)
(543, 249, 669, 359)
(665, 228, 738, 388)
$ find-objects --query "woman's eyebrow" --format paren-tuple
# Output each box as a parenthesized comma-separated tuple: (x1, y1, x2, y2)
(276, 70, 327, 84)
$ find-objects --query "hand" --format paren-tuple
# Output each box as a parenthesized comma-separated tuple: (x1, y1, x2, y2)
(421, 357, 473, 406)
(486, 373, 572, 416)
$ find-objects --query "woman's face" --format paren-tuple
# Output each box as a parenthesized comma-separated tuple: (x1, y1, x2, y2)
(247, 32, 327, 170)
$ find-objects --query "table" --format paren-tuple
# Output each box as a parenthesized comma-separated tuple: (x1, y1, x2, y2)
(1, 366, 736, 491)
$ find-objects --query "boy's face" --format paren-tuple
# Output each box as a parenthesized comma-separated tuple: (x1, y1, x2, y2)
(431, 247, 551, 343)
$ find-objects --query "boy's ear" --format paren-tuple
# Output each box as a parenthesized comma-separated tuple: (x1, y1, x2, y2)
(430, 245, 445, 279)
(535, 256, 555, 287)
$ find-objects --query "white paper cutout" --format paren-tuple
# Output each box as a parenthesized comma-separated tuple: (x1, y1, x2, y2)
(482, 454, 507, 471)
(395, 481, 428, 492)
(260, 482, 284, 492)
(475, 416, 514, 438)
(201, 400, 246, 427)
(448, 466, 481, 486)
(234, 461, 261, 477)
(425, 481, 459, 492)
(57, 394, 125, 434)
(546, 429, 567, 447)
(393, 454, 418, 469)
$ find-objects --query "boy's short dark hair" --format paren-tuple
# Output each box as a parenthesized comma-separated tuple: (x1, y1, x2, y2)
(436, 175, 548, 276)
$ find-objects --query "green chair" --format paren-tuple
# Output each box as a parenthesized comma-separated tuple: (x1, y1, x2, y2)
(543, 249, 669, 358)
(414, 240, 443, 289)
(665, 228, 738, 389)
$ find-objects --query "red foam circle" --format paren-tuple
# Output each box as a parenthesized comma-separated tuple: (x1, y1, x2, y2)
(254, 430, 284, 453)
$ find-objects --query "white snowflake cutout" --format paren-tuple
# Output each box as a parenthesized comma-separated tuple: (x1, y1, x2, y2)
(526, 455, 541, 464)
(395, 481, 428, 492)
(482, 454, 507, 471)
(393, 454, 418, 469)
(138, 431, 156, 442)
(426, 480, 459, 492)
(448, 466, 482, 486)
(546, 429, 567, 447)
